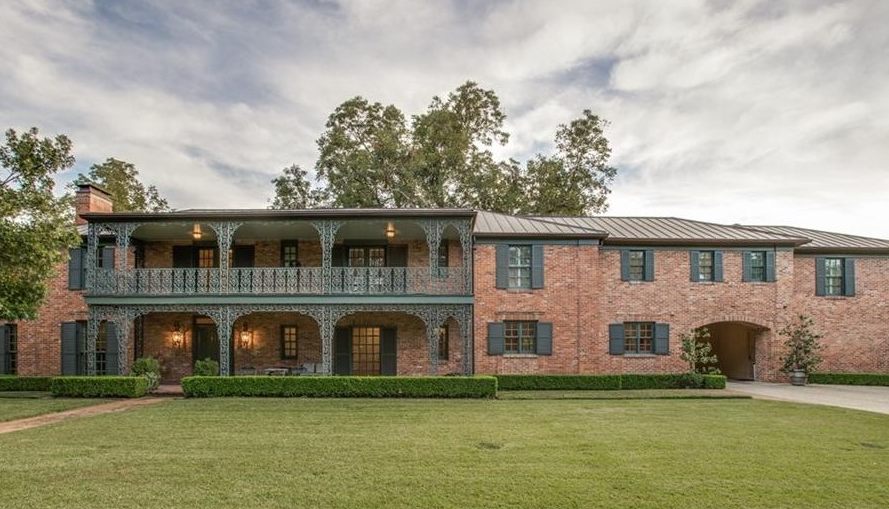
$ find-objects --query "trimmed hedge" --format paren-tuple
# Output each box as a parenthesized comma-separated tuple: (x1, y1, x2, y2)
(50, 376, 148, 398)
(182, 376, 497, 398)
(496, 374, 621, 391)
(495, 374, 727, 390)
(0, 376, 54, 392)
(808, 373, 889, 386)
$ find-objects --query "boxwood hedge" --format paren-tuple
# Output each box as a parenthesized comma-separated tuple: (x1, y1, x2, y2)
(182, 375, 497, 398)
(808, 373, 889, 386)
(0, 376, 54, 392)
(50, 376, 148, 398)
(495, 374, 726, 390)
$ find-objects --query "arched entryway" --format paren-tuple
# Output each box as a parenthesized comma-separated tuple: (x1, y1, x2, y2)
(699, 321, 769, 381)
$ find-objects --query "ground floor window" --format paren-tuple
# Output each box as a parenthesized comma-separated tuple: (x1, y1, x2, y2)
(281, 325, 298, 359)
(504, 321, 536, 354)
(624, 322, 654, 354)
(3, 324, 17, 374)
(352, 327, 381, 375)
(438, 326, 449, 360)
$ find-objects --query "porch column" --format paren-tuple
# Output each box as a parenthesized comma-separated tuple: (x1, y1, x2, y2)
(110, 223, 138, 294)
(208, 221, 242, 293)
(86, 308, 100, 375)
(203, 307, 236, 376)
(459, 306, 473, 375)
(311, 220, 343, 295)
(319, 308, 338, 375)
(456, 219, 473, 294)
(86, 222, 100, 291)
(111, 310, 133, 375)
(421, 219, 443, 294)
(426, 319, 441, 375)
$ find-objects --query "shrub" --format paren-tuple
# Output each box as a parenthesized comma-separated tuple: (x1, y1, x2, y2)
(0, 376, 54, 392)
(51, 376, 148, 398)
(621, 374, 686, 390)
(181, 376, 497, 398)
(132, 357, 161, 391)
(495, 374, 621, 390)
(679, 327, 721, 375)
(194, 358, 220, 376)
(807, 373, 889, 386)
(701, 374, 727, 389)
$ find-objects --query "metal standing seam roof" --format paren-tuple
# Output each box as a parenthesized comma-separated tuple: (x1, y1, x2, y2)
(79, 208, 476, 222)
(530, 216, 808, 246)
(473, 211, 607, 237)
(742, 225, 889, 252)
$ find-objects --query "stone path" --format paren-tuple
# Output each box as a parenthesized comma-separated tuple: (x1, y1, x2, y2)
(0, 398, 167, 435)
(727, 381, 889, 415)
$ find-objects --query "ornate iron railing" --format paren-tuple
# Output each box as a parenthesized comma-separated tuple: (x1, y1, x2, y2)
(90, 267, 467, 296)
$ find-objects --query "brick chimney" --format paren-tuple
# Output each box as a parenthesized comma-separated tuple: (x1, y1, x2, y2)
(75, 183, 113, 225)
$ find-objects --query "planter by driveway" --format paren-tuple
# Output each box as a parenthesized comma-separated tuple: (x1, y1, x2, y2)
(727, 381, 889, 415)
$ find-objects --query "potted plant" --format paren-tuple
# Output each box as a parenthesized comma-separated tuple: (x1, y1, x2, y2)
(779, 315, 824, 386)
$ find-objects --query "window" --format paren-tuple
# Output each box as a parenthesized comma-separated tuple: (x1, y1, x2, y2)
(749, 251, 766, 282)
(698, 251, 713, 281)
(3, 324, 17, 375)
(438, 326, 449, 360)
(281, 240, 299, 267)
(281, 325, 298, 359)
(95, 322, 108, 375)
(438, 241, 449, 268)
(198, 248, 215, 268)
(624, 322, 654, 354)
(504, 321, 536, 354)
(352, 327, 381, 375)
(508, 246, 532, 289)
(824, 258, 844, 296)
(621, 249, 653, 281)
(628, 251, 645, 281)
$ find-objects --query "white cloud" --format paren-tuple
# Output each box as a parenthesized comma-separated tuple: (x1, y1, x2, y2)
(0, 0, 887, 238)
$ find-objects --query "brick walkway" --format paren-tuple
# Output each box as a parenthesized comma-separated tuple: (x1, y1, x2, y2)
(0, 398, 168, 435)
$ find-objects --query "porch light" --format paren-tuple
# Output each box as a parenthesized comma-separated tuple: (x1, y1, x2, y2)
(171, 322, 184, 349)
(385, 222, 397, 240)
(192, 223, 202, 240)
(238, 323, 253, 350)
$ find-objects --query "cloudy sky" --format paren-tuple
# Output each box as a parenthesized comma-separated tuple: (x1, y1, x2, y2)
(2, 0, 887, 238)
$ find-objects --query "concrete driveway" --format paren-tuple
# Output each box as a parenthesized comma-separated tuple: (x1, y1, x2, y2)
(726, 381, 889, 415)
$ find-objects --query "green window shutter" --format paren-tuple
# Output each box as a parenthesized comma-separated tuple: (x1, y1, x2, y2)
(815, 258, 826, 296)
(765, 251, 776, 282)
(843, 258, 856, 296)
(531, 244, 545, 288)
(232, 246, 255, 268)
(644, 250, 655, 281)
(487, 322, 504, 355)
(105, 322, 119, 375)
(380, 328, 397, 375)
(536, 322, 553, 355)
(620, 250, 630, 281)
(689, 251, 700, 281)
(333, 327, 351, 375)
(331, 245, 345, 267)
(654, 323, 670, 355)
(608, 324, 624, 355)
(741, 251, 752, 282)
(68, 248, 84, 290)
(0, 325, 7, 375)
(61, 322, 78, 375)
(101, 246, 115, 270)
(495, 245, 509, 289)
(387, 245, 408, 268)
(713, 251, 724, 282)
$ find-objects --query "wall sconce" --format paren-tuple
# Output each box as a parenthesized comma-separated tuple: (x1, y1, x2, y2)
(385, 222, 397, 240)
(171, 322, 185, 349)
(192, 223, 202, 240)
(238, 323, 253, 350)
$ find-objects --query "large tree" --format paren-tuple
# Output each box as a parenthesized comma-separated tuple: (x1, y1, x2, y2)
(0, 127, 80, 321)
(275, 81, 618, 214)
(75, 157, 170, 212)
(269, 164, 325, 209)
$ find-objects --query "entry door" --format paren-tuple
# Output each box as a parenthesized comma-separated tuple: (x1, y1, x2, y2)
(334, 327, 397, 375)
(193, 319, 219, 366)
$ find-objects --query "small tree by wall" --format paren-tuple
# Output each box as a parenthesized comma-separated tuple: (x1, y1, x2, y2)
(779, 315, 824, 374)
(679, 327, 721, 375)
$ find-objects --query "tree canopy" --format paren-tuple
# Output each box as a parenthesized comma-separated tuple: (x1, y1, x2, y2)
(271, 81, 617, 215)
(0, 127, 80, 321)
(75, 157, 170, 212)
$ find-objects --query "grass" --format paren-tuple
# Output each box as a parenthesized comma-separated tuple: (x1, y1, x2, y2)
(0, 398, 887, 508)
(0, 394, 112, 422)
(498, 389, 748, 400)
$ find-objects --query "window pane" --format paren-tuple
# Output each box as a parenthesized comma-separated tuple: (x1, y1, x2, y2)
(504, 321, 519, 353)
(638, 323, 653, 353)
(520, 322, 536, 353)
(749, 252, 766, 281)
(282, 326, 298, 359)
(699, 251, 713, 281)
(352, 327, 380, 375)
(624, 323, 638, 352)
(508, 246, 532, 289)
(629, 251, 645, 281)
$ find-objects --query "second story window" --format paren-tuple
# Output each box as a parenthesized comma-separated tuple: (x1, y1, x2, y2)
(824, 258, 844, 296)
(620, 249, 653, 282)
(508, 245, 532, 289)
(750, 251, 766, 281)
(698, 251, 713, 281)
(628, 250, 645, 280)
(281, 240, 299, 267)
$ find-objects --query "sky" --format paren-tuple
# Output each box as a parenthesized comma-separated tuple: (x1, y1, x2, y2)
(2, 0, 888, 239)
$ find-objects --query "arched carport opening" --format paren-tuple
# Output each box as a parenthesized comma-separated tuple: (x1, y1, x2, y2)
(699, 321, 768, 381)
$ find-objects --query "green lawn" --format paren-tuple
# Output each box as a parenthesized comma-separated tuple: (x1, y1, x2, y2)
(0, 398, 887, 508)
(0, 395, 112, 422)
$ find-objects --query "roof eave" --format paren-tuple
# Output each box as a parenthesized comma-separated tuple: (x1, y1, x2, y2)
(80, 209, 477, 222)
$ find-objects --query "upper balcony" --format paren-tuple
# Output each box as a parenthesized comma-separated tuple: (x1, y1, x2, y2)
(81, 209, 473, 298)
